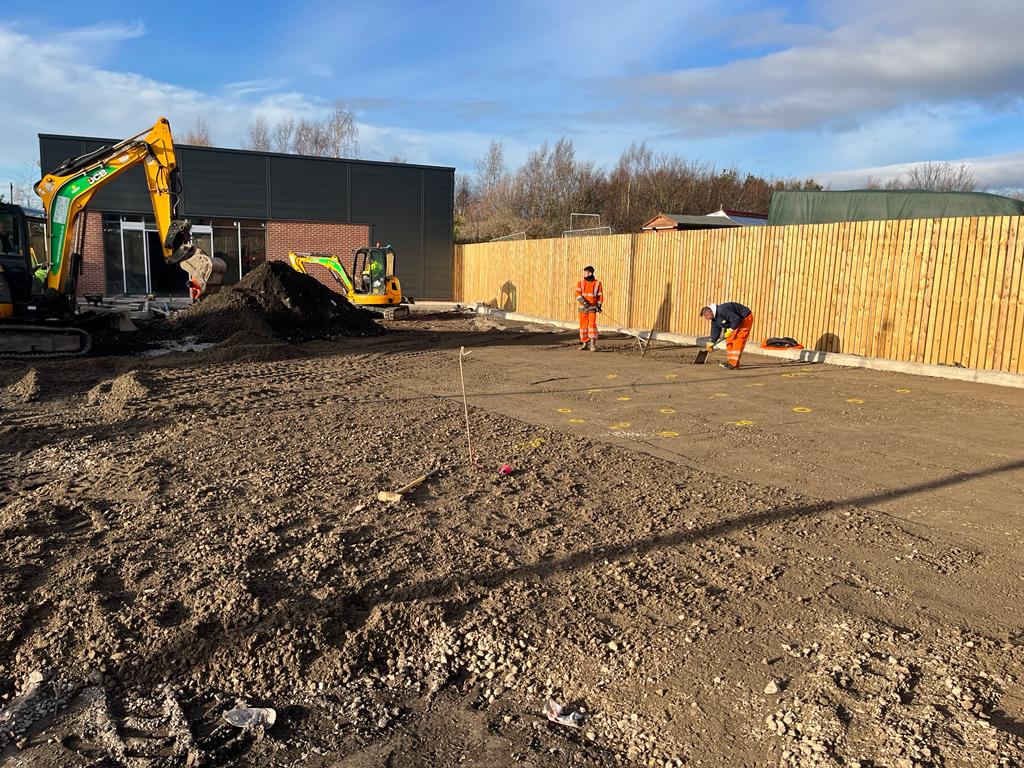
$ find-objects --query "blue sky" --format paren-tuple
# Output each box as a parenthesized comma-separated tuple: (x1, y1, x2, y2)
(2, 0, 1023, 201)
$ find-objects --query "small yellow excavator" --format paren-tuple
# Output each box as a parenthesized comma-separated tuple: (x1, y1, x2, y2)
(0, 117, 226, 357)
(287, 245, 411, 319)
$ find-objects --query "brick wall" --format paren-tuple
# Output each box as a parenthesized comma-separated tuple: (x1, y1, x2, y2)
(266, 220, 370, 293)
(77, 210, 105, 296)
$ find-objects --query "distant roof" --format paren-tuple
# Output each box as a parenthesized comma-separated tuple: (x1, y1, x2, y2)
(641, 209, 767, 231)
(707, 208, 768, 226)
(768, 190, 1024, 226)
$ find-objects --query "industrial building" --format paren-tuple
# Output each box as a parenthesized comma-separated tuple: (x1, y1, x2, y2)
(38, 135, 455, 300)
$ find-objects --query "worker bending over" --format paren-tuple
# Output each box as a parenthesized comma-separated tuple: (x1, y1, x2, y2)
(700, 302, 754, 370)
(575, 265, 604, 351)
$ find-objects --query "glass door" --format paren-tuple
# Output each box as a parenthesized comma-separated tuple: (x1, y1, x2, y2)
(121, 221, 150, 295)
(190, 225, 214, 270)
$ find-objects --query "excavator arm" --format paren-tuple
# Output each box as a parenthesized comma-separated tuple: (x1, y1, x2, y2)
(33, 117, 225, 304)
(287, 251, 356, 294)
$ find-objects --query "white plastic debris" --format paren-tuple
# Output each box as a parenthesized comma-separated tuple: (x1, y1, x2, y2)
(544, 699, 584, 727)
(222, 706, 277, 729)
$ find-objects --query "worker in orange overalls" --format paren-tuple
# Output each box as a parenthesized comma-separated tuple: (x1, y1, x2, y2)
(575, 265, 604, 351)
(188, 277, 202, 304)
(700, 302, 754, 370)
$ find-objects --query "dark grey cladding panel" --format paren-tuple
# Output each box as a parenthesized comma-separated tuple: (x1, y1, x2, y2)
(40, 137, 86, 177)
(422, 169, 454, 299)
(39, 137, 152, 213)
(350, 163, 421, 223)
(178, 148, 268, 219)
(269, 156, 348, 221)
(350, 163, 424, 296)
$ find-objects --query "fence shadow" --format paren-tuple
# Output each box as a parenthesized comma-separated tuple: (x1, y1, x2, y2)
(654, 282, 673, 333)
(815, 333, 842, 353)
(499, 280, 518, 312)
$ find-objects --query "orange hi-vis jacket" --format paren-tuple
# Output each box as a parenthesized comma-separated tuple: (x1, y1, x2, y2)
(576, 277, 604, 311)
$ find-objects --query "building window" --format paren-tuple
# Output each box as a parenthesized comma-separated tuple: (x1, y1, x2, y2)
(241, 222, 266, 276)
(101, 215, 265, 296)
(213, 219, 266, 285)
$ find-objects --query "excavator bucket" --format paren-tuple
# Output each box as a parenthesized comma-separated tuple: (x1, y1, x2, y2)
(165, 220, 226, 295)
(179, 248, 227, 295)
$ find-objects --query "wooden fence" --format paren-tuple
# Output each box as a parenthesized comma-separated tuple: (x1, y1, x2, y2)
(453, 216, 1024, 374)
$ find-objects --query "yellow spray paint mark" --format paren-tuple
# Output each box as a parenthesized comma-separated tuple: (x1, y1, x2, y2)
(568, 418, 586, 424)
(727, 420, 754, 426)
(657, 430, 679, 438)
(793, 406, 812, 413)
(528, 438, 545, 448)
(617, 396, 632, 401)
(587, 388, 603, 394)
(606, 374, 619, 379)
(847, 398, 864, 404)
(710, 392, 729, 398)
(664, 373, 678, 379)
(895, 388, 912, 393)
(782, 372, 808, 378)
(610, 422, 631, 429)
(659, 407, 676, 414)
(557, 408, 573, 414)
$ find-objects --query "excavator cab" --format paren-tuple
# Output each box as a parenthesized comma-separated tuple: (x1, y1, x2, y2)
(353, 245, 392, 296)
(0, 205, 49, 315)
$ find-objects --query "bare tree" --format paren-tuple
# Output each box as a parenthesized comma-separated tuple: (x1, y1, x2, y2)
(886, 161, 976, 192)
(457, 138, 822, 242)
(246, 115, 271, 151)
(263, 103, 359, 158)
(272, 118, 295, 154)
(2, 160, 42, 206)
(179, 115, 213, 146)
(325, 102, 359, 158)
(388, 155, 408, 164)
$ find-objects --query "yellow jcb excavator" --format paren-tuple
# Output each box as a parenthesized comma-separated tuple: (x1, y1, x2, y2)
(0, 117, 226, 357)
(287, 245, 412, 319)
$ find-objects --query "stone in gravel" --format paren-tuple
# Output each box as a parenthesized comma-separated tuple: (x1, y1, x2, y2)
(765, 679, 784, 695)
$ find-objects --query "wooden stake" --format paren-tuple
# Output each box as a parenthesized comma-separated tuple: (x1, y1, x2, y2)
(458, 346, 478, 465)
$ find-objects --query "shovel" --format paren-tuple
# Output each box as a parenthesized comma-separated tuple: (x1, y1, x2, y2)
(693, 338, 726, 364)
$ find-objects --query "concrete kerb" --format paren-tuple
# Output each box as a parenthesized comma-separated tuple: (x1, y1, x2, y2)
(482, 307, 1024, 390)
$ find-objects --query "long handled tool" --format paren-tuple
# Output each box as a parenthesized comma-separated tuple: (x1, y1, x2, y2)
(378, 465, 442, 504)
(693, 337, 727, 364)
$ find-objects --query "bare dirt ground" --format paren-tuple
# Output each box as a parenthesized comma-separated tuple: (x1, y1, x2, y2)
(2, 308, 1023, 768)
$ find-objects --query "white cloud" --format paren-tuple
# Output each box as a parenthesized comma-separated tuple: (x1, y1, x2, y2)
(817, 151, 1024, 192)
(619, 1, 1024, 136)
(54, 20, 146, 44)
(0, 23, 445, 173)
(0, 19, 502, 191)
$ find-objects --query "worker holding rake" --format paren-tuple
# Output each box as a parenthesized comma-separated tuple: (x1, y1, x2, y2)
(575, 265, 604, 351)
(701, 302, 754, 370)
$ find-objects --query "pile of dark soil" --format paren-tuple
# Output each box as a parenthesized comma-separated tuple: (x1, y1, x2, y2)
(172, 261, 382, 342)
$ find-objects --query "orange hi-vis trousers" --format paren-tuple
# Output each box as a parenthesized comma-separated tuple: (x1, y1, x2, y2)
(579, 309, 598, 342)
(726, 313, 754, 368)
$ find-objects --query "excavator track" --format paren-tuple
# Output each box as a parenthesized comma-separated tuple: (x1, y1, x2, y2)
(0, 325, 92, 359)
(375, 305, 411, 321)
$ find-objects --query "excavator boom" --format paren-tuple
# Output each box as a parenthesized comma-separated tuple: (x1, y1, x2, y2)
(33, 117, 225, 301)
